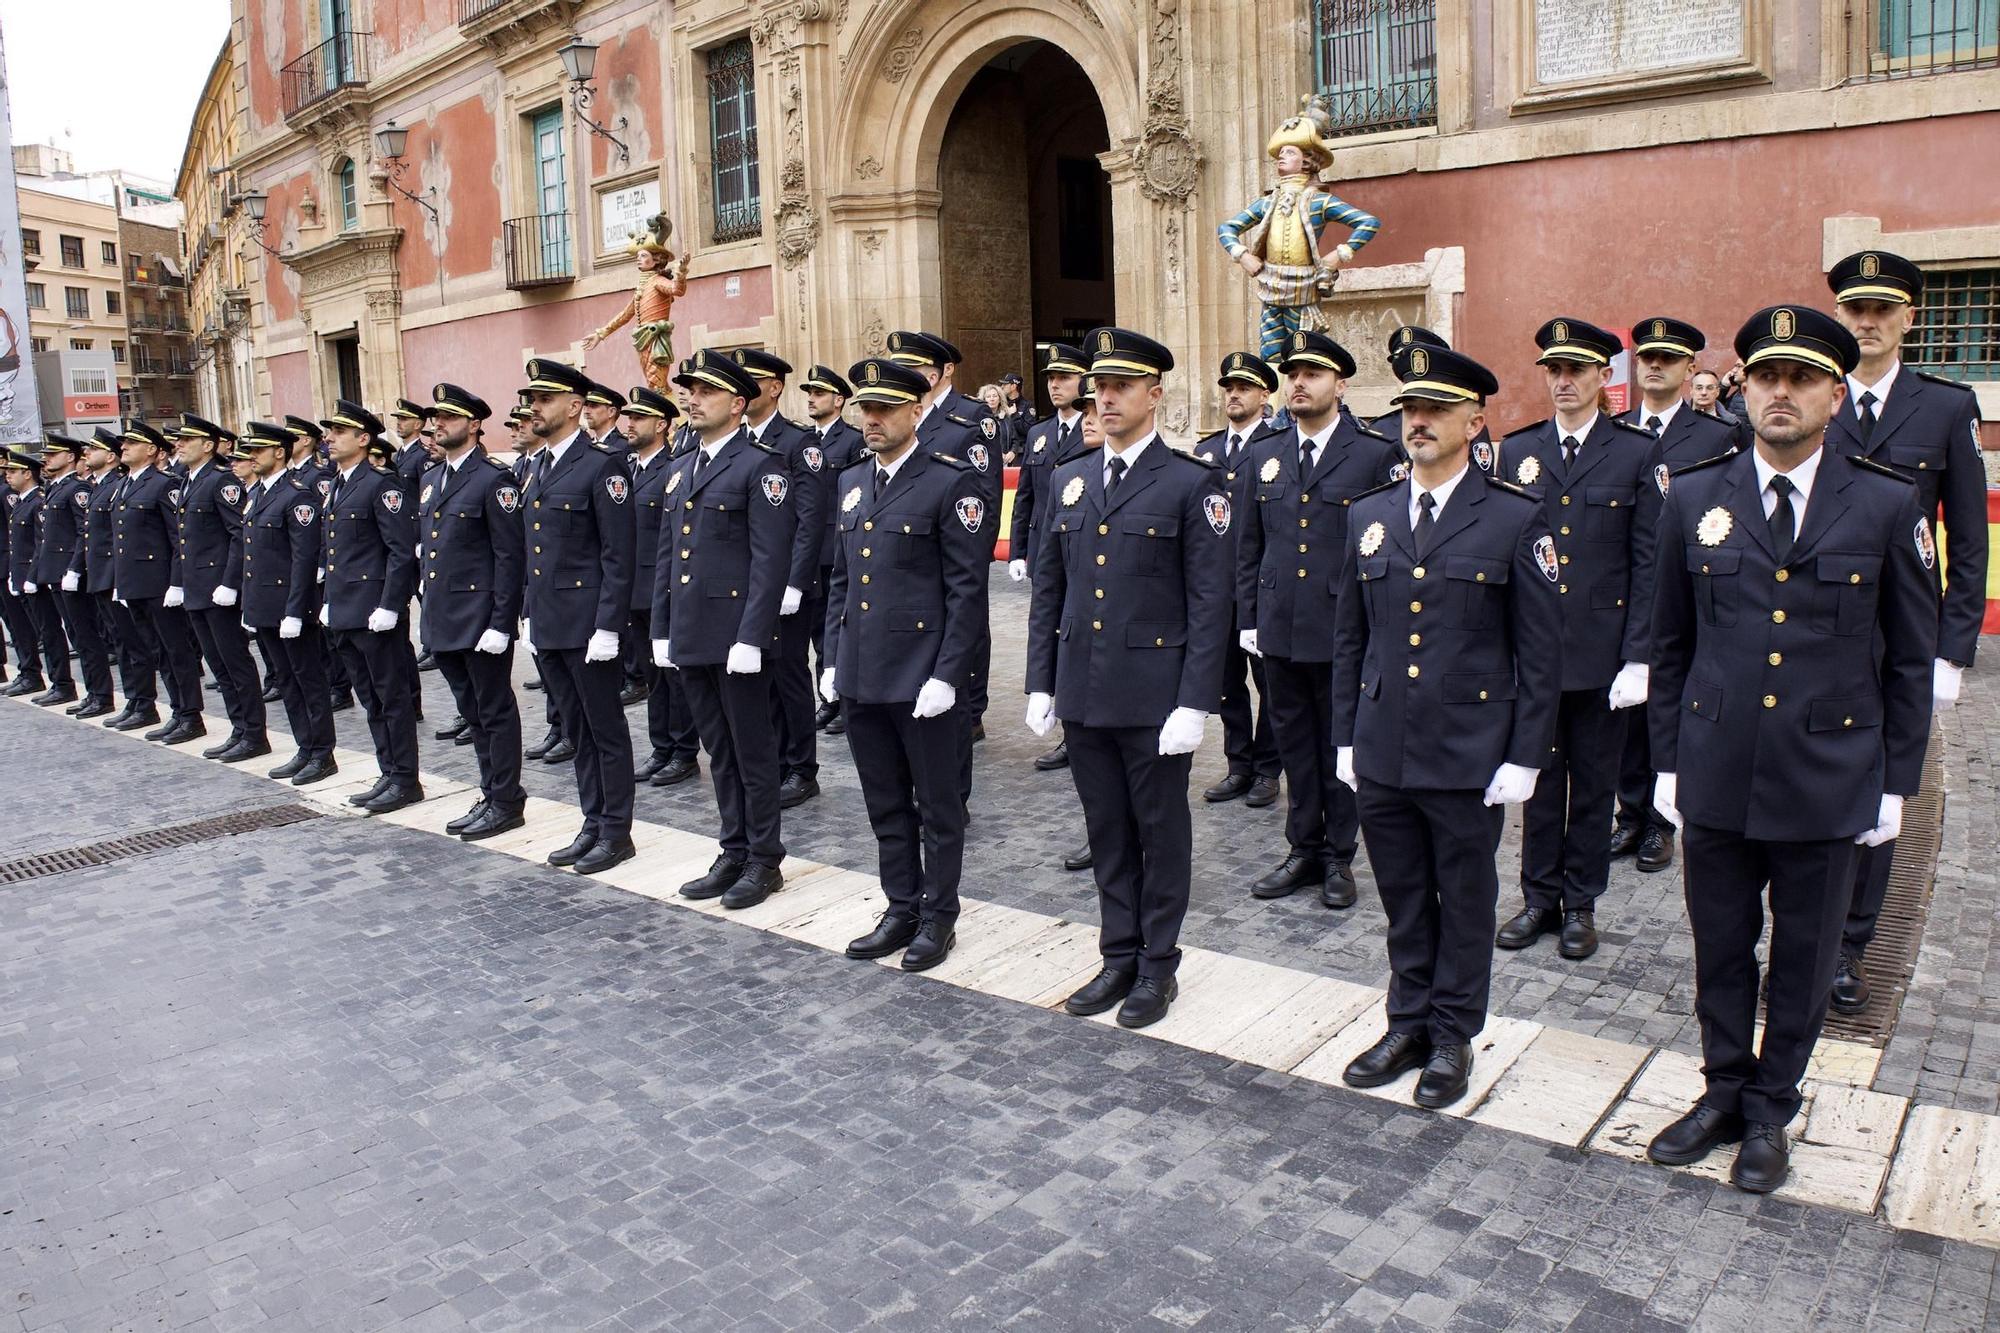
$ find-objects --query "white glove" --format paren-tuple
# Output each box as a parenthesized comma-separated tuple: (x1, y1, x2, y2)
(1157, 706, 1207, 756)
(414, 544, 423, 560)
(316, 567, 325, 583)
(1008, 559, 1027, 582)
(213, 585, 238, 608)
(279, 616, 302, 640)
(522, 620, 535, 654)
(1025, 691, 1056, 736)
(60, 571, 79, 592)
(318, 604, 330, 626)
(652, 638, 673, 669)
(1607, 661, 1649, 710)
(1239, 629, 1261, 658)
(367, 607, 398, 633)
(913, 677, 956, 719)
(1857, 793, 1904, 848)
(726, 642, 763, 674)
(1933, 659, 1962, 712)
(820, 667, 837, 702)
(164, 586, 184, 608)
(780, 586, 803, 616)
(1335, 745, 1356, 791)
(1483, 762, 1540, 807)
(4, 582, 14, 596)
(21, 581, 35, 595)
(585, 628, 619, 662)
(476, 628, 509, 654)
(1653, 772, 1683, 830)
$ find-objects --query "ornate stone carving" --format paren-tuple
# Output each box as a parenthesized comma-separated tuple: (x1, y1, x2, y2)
(365, 288, 402, 316)
(769, 50, 818, 268)
(1135, 121, 1203, 203)
(862, 317, 886, 355)
(859, 230, 884, 257)
(1163, 215, 1182, 297)
(1065, 0, 1105, 26)
(881, 27, 923, 83)
(855, 156, 882, 180)
(1147, 0, 1183, 118)
(774, 198, 821, 268)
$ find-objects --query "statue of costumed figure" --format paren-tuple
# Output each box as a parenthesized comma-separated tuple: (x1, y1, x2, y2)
(1216, 95, 1382, 363)
(581, 213, 689, 390)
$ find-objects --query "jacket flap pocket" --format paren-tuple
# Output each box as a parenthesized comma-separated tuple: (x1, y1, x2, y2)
(1816, 552, 1881, 585)
(1684, 674, 1724, 721)
(1442, 671, 1516, 704)
(1586, 485, 1636, 508)
(888, 606, 935, 632)
(1121, 516, 1180, 537)
(1357, 555, 1389, 581)
(891, 516, 934, 536)
(1445, 555, 1508, 584)
(1125, 621, 1187, 648)
(1688, 548, 1740, 575)
(1809, 693, 1883, 732)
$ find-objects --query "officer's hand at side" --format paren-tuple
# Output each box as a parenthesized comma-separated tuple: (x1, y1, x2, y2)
(21, 581, 35, 595)
(1857, 794, 1903, 847)
(585, 629, 619, 662)
(780, 586, 803, 616)
(1482, 762, 1539, 807)
(1007, 559, 1027, 582)
(1157, 707, 1207, 756)
(725, 642, 762, 674)
(213, 586, 238, 608)
(521, 620, 535, 654)
(1239, 629, 1260, 658)
(819, 667, 836, 704)
(279, 616, 302, 640)
(317, 604, 330, 626)
(1335, 746, 1356, 791)
(366, 607, 397, 633)
(164, 586, 184, 608)
(1933, 659, 1962, 712)
(475, 628, 509, 655)
(912, 678, 955, 720)
(60, 571, 79, 592)
(1025, 692, 1056, 736)
(652, 638, 673, 669)
(1652, 772, 1683, 830)
(1606, 661, 1648, 710)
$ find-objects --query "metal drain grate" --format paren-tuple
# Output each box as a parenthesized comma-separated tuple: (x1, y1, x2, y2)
(0, 804, 321, 885)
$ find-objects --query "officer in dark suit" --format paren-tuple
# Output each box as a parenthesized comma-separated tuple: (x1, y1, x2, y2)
(0, 470, 35, 690)
(518, 359, 638, 874)
(510, 414, 570, 762)
(168, 414, 269, 762)
(1239, 332, 1400, 907)
(650, 350, 797, 908)
(1644, 306, 1935, 1193)
(318, 401, 423, 813)
(79, 429, 151, 727)
(801, 363, 863, 734)
(1491, 319, 1659, 962)
(733, 348, 827, 808)
(998, 370, 1035, 460)
(581, 382, 632, 458)
(621, 386, 700, 789)
(822, 357, 990, 971)
(286, 415, 354, 714)
(1369, 327, 1494, 472)
(2, 449, 74, 703)
(1191, 353, 1284, 807)
(386, 400, 431, 698)
(236, 423, 337, 785)
(114, 423, 208, 744)
(1025, 328, 1232, 1030)
(1329, 346, 1560, 1108)
(38, 435, 111, 714)
(1609, 317, 1742, 872)
(1825, 250, 1988, 1016)
(417, 383, 528, 842)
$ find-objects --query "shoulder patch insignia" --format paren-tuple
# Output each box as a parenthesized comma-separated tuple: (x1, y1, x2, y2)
(1358, 521, 1385, 556)
(1204, 493, 1231, 536)
(75, 490, 89, 509)
(1260, 456, 1281, 484)
(1915, 518, 1937, 570)
(1061, 475, 1084, 507)
(1032, 440, 1044, 454)
(665, 470, 683, 496)
(604, 475, 630, 504)
(980, 417, 997, 440)
(1696, 506, 1732, 546)
(956, 496, 985, 532)
(292, 503, 317, 528)
(167, 487, 183, 509)
(968, 443, 990, 472)
(842, 485, 862, 513)
(1516, 455, 1541, 485)
(762, 473, 789, 506)
(495, 485, 520, 514)
(317, 478, 332, 500)
(380, 489, 403, 514)
(1473, 441, 1494, 473)
(1389, 461, 1411, 482)
(802, 444, 824, 473)
(1654, 463, 1671, 498)
(1534, 533, 1559, 583)
(220, 482, 241, 506)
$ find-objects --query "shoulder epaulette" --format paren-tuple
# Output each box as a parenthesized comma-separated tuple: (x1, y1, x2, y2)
(1502, 418, 1550, 439)
(1484, 476, 1534, 499)
(1844, 452, 1917, 483)
(946, 412, 974, 427)
(486, 453, 511, 469)
(1913, 369, 1976, 394)
(589, 440, 617, 453)
(930, 452, 972, 470)
(1354, 422, 1391, 442)
(1668, 450, 1737, 478)
(1611, 418, 1655, 437)
(1347, 476, 1403, 504)
(745, 437, 782, 456)
(1171, 447, 1221, 470)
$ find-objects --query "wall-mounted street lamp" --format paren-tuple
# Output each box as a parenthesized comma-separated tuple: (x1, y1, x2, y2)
(234, 191, 285, 258)
(557, 36, 631, 166)
(374, 122, 440, 222)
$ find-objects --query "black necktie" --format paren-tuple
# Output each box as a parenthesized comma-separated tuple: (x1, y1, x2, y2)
(1644, 416, 1663, 437)
(1561, 434, 1580, 467)
(1768, 475, 1796, 565)
(692, 448, 710, 483)
(1858, 391, 1878, 445)
(1057, 420, 1073, 453)
(1299, 437, 1316, 476)
(1414, 490, 1436, 556)
(535, 452, 552, 486)
(1226, 433, 1242, 463)
(1106, 455, 1128, 497)
(874, 466, 889, 500)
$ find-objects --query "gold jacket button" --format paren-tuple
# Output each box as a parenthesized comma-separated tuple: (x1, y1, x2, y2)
(1763, 694, 1777, 708)
(863, 521, 873, 531)
(1098, 524, 1108, 535)
(1408, 633, 1421, 647)
(1094, 588, 1104, 598)
(1409, 601, 1422, 613)
(861, 574, 870, 584)
(1560, 495, 1571, 506)
(1768, 652, 1782, 666)
(861, 600, 869, 610)
(1407, 663, 1420, 678)
(1849, 573, 1861, 584)
(1096, 554, 1106, 565)
(1772, 609, 1786, 624)
(1412, 566, 1426, 579)
(1092, 619, 1102, 630)
(1775, 569, 1789, 582)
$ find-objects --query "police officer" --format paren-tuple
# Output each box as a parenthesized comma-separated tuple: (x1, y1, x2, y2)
(1239, 332, 1400, 907)
(1192, 353, 1284, 807)
(1610, 317, 1740, 872)
(388, 398, 432, 494)
(0, 467, 35, 692)
(39, 434, 112, 714)
(286, 415, 354, 714)
(236, 422, 337, 785)
(1, 449, 74, 704)
(509, 407, 568, 760)
(417, 383, 528, 842)
(168, 414, 269, 762)
(801, 363, 863, 734)
(1007, 342, 1091, 772)
(822, 357, 989, 971)
(318, 401, 423, 813)
(1644, 306, 1935, 1193)
(734, 348, 827, 808)
(1329, 346, 1561, 1108)
(1492, 319, 1658, 962)
(1024, 328, 1232, 1029)
(1369, 327, 1494, 471)
(1825, 250, 1987, 1016)
(622, 385, 700, 789)
(115, 422, 208, 745)
(652, 350, 796, 909)
(581, 382, 631, 457)
(80, 428, 152, 728)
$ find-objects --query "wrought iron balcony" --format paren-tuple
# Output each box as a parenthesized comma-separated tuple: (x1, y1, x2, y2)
(503, 213, 575, 289)
(282, 29, 373, 120)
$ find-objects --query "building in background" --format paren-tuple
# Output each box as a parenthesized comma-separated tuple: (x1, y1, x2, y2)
(17, 185, 130, 427)
(119, 219, 195, 428)
(0, 21, 44, 442)
(176, 38, 253, 428)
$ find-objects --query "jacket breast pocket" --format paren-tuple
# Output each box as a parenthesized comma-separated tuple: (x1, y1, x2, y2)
(1121, 515, 1179, 576)
(1684, 674, 1723, 723)
(1125, 621, 1187, 649)
(1809, 693, 1883, 732)
(1689, 547, 1740, 627)
(890, 515, 935, 566)
(1442, 671, 1516, 705)
(1444, 554, 1508, 630)
(1356, 555, 1390, 624)
(706, 492, 748, 539)
(1885, 442, 1945, 477)
(1811, 552, 1881, 637)
(1585, 486, 1637, 541)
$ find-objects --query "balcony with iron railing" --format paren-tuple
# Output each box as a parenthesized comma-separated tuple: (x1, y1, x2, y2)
(457, 0, 574, 42)
(282, 29, 373, 121)
(129, 313, 163, 331)
(503, 213, 575, 289)
(1312, 0, 1440, 139)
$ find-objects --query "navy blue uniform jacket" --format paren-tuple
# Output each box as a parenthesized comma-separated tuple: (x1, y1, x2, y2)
(522, 433, 636, 651)
(241, 472, 322, 627)
(320, 464, 417, 631)
(419, 453, 526, 652)
(171, 463, 249, 609)
(650, 430, 796, 667)
(111, 467, 180, 600)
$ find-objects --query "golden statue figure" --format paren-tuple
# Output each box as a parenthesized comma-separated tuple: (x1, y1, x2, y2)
(582, 213, 689, 391)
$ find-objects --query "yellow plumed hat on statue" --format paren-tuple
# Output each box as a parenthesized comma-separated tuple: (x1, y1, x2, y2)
(626, 212, 675, 259)
(1266, 93, 1336, 166)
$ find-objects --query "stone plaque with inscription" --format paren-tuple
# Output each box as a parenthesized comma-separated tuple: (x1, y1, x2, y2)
(1535, 0, 1745, 85)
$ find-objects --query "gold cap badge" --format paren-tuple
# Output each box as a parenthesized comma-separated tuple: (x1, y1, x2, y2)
(1861, 253, 1880, 279)
(1772, 308, 1796, 340)
(1410, 347, 1429, 375)
(1552, 320, 1570, 344)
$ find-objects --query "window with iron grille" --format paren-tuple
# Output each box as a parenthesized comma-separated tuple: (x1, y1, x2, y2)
(25, 283, 44, 309)
(1858, 0, 1999, 79)
(60, 235, 85, 267)
(1908, 267, 1999, 381)
(65, 287, 90, 319)
(1312, 0, 1438, 139)
(707, 38, 761, 244)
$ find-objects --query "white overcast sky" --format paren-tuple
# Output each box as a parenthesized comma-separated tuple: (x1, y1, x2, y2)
(2, 0, 230, 184)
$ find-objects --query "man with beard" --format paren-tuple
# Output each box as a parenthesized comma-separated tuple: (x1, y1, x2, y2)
(168, 414, 269, 762)
(622, 386, 700, 790)
(236, 422, 337, 785)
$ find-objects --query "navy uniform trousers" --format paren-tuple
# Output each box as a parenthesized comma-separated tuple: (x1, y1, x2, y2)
(435, 646, 525, 810)
(845, 703, 964, 925)
(57, 588, 112, 702)
(188, 606, 266, 740)
(332, 621, 419, 784)
(99, 592, 155, 709)
(682, 666, 785, 866)
(1521, 690, 1622, 910)
(630, 606, 698, 765)
(538, 649, 633, 841)
(132, 597, 204, 722)
(1067, 726, 1195, 979)
(256, 623, 334, 759)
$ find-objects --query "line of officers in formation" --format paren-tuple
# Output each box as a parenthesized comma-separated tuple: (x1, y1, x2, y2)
(1, 249, 1981, 1196)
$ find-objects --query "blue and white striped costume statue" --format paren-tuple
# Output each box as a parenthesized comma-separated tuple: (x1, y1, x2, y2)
(1217, 96, 1383, 362)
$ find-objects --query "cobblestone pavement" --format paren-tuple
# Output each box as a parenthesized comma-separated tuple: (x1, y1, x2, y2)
(3, 657, 1998, 1329)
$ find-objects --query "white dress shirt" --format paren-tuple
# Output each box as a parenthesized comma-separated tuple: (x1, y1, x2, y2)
(1409, 461, 1470, 529)
(1752, 445, 1822, 525)
(1103, 432, 1155, 489)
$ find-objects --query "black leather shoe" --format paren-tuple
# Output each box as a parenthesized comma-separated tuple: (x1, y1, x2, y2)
(290, 755, 338, 786)
(158, 718, 206, 745)
(777, 773, 820, 808)
(523, 675, 542, 691)
(1647, 1103, 1745, 1166)
(1495, 906, 1560, 950)
(446, 800, 490, 834)
(814, 701, 839, 730)
(901, 922, 955, 972)
(1244, 776, 1280, 808)
(547, 831, 597, 867)
(541, 738, 577, 764)
(415, 650, 437, 672)
(64, 700, 86, 714)
(1116, 976, 1177, 1028)
(261, 682, 283, 703)
(454, 728, 475, 746)
(218, 736, 272, 764)
(680, 856, 747, 900)
(1063, 967, 1137, 1016)
(635, 754, 670, 782)
(203, 732, 244, 759)
(328, 690, 354, 711)
(1559, 909, 1598, 960)
(32, 685, 78, 706)
(363, 783, 424, 814)
(1034, 740, 1069, 771)
(2, 676, 43, 697)
(1608, 822, 1644, 858)
(524, 727, 560, 760)
(112, 707, 161, 731)
(574, 837, 636, 874)
(1730, 1122, 1790, 1193)
(459, 804, 525, 842)
(823, 711, 845, 736)
(1829, 953, 1871, 1014)
(74, 697, 115, 720)
(1063, 844, 1093, 872)
(348, 776, 393, 807)
(650, 756, 699, 787)
(846, 911, 920, 960)
(1321, 860, 1357, 910)
(144, 716, 179, 741)
(266, 752, 307, 780)
(618, 682, 649, 708)
(969, 723, 985, 744)
(1414, 1044, 1473, 1109)
(1203, 773, 1253, 802)
(1636, 828, 1674, 873)
(435, 717, 470, 741)
(721, 862, 783, 909)
(101, 701, 136, 724)
(1252, 851, 1324, 900)
(1343, 1032, 1431, 1088)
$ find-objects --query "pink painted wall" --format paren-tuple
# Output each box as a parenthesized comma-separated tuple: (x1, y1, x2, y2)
(266, 351, 310, 417)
